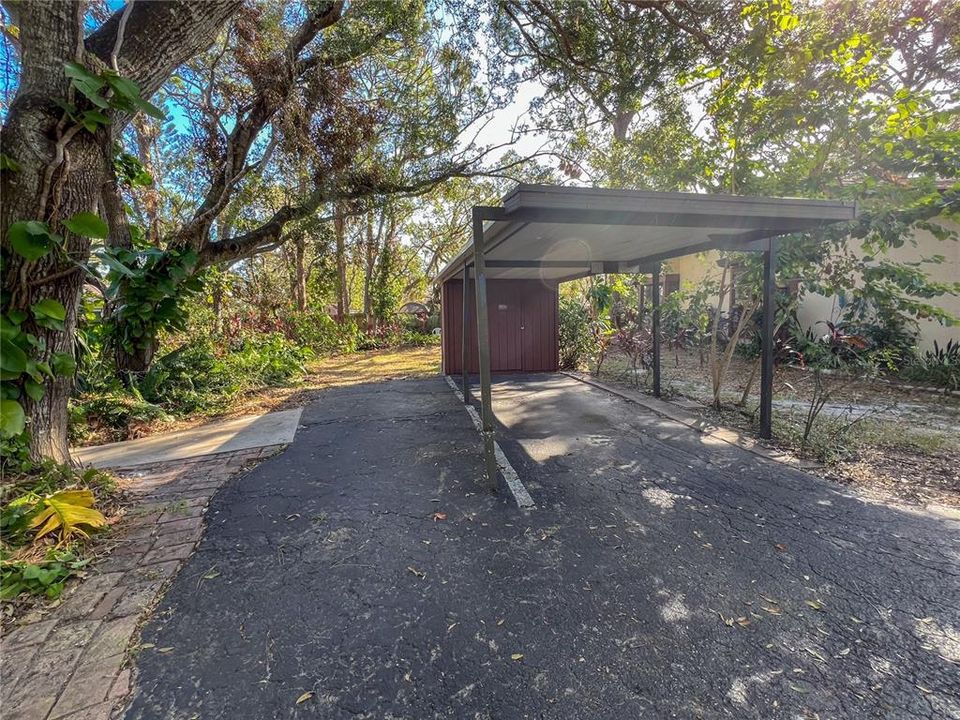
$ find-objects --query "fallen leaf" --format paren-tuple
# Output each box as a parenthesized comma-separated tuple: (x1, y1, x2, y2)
(804, 599, 825, 611)
(761, 606, 782, 615)
(157, 647, 174, 653)
(432, 512, 447, 522)
(407, 566, 426, 579)
(805, 648, 827, 663)
(789, 684, 809, 693)
(286, 514, 301, 521)
(447, 622, 458, 633)
(497, 618, 505, 626)
(296, 691, 313, 704)
(511, 653, 524, 661)
(774, 543, 787, 552)
(139, 643, 156, 650)
(421, 540, 431, 545)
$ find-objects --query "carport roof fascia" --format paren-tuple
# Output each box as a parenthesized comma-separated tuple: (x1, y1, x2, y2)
(435, 184, 858, 284)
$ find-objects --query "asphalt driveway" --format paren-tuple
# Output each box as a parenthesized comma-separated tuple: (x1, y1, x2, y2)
(123, 374, 960, 719)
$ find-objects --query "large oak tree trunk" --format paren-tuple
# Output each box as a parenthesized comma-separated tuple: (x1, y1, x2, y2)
(1, 0, 239, 461)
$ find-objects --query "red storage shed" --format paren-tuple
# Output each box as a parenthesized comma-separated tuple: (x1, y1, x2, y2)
(441, 278, 558, 374)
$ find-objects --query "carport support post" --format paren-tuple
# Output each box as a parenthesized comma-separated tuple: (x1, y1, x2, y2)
(759, 238, 777, 439)
(651, 264, 662, 398)
(461, 264, 471, 404)
(472, 208, 499, 491)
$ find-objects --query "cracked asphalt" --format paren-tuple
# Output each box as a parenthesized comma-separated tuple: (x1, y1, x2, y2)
(123, 375, 960, 719)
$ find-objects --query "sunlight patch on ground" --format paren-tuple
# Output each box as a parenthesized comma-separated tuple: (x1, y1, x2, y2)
(642, 487, 678, 509)
(915, 617, 960, 663)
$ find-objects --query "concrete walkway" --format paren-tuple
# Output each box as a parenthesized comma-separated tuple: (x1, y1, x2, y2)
(72, 409, 303, 468)
(120, 375, 960, 719)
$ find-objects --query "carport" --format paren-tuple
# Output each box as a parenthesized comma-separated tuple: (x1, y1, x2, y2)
(436, 184, 857, 489)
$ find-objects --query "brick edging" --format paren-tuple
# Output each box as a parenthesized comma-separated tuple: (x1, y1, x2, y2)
(1, 444, 285, 720)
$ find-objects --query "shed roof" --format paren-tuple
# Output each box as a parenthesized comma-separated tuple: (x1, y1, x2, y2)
(436, 184, 858, 284)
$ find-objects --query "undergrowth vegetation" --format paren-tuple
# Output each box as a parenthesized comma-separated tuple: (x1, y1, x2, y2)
(1, 461, 118, 613)
(69, 301, 440, 445)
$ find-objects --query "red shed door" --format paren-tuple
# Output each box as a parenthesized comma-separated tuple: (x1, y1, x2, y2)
(521, 282, 558, 372)
(489, 282, 523, 371)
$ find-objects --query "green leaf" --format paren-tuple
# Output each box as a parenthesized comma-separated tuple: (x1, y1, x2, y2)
(51, 352, 77, 377)
(31, 299, 66, 331)
(64, 62, 109, 108)
(31, 298, 66, 322)
(96, 250, 136, 278)
(63, 212, 108, 239)
(0, 338, 27, 373)
(0, 399, 25, 438)
(0, 315, 21, 341)
(105, 73, 140, 100)
(0, 153, 21, 172)
(24, 379, 45, 402)
(78, 110, 110, 133)
(131, 95, 166, 120)
(105, 73, 165, 120)
(8, 221, 54, 261)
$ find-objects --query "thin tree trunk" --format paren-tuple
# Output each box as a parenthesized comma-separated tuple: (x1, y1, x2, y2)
(334, 205, 348, 322)
(293, 234, 307, 313)
(363, 212, 375, 329)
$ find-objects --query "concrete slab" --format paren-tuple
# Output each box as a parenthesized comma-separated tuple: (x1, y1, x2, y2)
(71, 409, 303, 469)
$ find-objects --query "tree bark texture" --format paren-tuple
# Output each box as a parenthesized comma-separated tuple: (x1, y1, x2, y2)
(1, 0, 239, 461)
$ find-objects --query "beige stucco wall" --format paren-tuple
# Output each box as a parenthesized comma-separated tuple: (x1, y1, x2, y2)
(794, 217, 960, 351)
(664, 218, 960, 351)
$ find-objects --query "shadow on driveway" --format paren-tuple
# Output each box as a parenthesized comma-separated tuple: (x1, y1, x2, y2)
(124, 375, 960, 719)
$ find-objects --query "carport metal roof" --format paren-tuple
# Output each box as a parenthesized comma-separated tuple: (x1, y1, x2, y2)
(437, 185, 857, 284)
(441, 184, 858, 495)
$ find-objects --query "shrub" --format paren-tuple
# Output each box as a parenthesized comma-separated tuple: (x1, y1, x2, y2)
(1, 463, 115, 602)
(69, 392, 170, 443)
(138, 339, 222, 413)
(0, 549, 90, 601)
(559, 297, 592, 369)
(286, 312, 361, 354)
(222, 332, 312, 387)
(900, 340, 960, 390)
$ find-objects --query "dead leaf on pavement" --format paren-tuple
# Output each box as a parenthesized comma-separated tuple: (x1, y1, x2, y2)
(157, 647, 174, 653)
(296, 691, 313, 704)
(774, 543, 787, 552)
(805, 599, 825, 611)
(432, 512, 447, 522)
(511, 653, 524, 661)
(407, 566, 426, 579)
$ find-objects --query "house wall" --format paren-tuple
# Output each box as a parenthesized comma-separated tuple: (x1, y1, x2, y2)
(794, 216, 960, 351)
(441, 278, 559, 374)
(663, 218, 960, 351)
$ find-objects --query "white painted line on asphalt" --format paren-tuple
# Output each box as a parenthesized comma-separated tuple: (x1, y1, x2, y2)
(443, 375, 535, 511)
